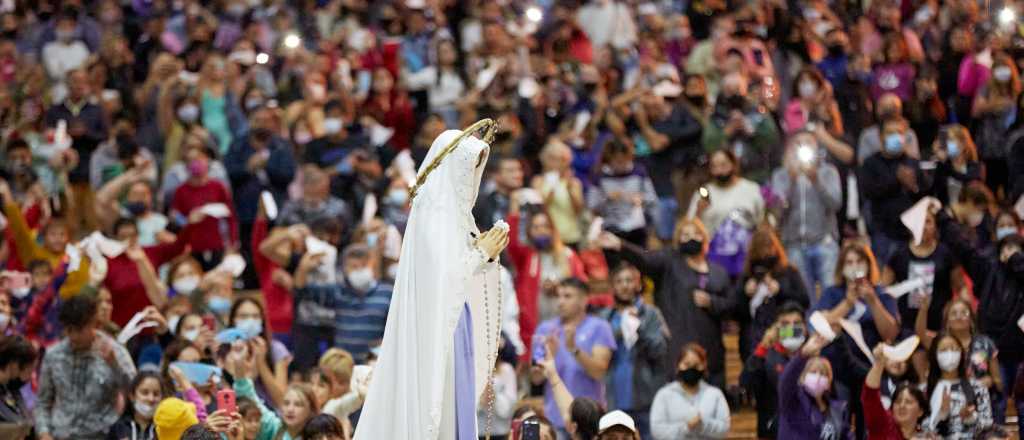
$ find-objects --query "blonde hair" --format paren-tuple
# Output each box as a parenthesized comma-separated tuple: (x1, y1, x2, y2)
(318, 348, 355, 385)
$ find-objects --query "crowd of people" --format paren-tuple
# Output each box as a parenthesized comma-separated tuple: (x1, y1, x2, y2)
(5, 0, 1024, 438)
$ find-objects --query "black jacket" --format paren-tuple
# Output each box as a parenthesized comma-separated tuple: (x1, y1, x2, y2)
(859, 152, 932, 241)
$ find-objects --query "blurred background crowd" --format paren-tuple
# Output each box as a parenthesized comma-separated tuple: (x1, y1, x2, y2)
(5, 0, 1024, 438)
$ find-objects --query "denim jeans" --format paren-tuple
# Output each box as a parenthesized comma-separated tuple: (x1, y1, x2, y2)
(786, 237, 839, 303)
(654, 196, 679, 241)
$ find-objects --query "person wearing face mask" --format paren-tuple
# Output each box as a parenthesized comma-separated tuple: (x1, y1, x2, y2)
(733, 226, 810, 360)
(741, 302, 808, 439)
(777, 333, 854, 439)
(303, 100, 368, 168)
(993, 210, 1021, 243)
(706, 72, 782, 184)
(930, 125, 981, 206)
(862, 345, 931, 440)
(599, 218, 734, 390)
(692, 150, 764, 277)
(860, 118, 932, 267)
(41, 11, 90, 96)
(971, 56, 1021, 195)
(880, 210, 957, 338)
(293, 244, 394, 365)
(935, 200, 1024, 429)
(170, 146, 239, 271)
(596, 263, 670, 438)
(0, 335, 38, 429)
(924, 333, 993, 437)
(783, 68, 843, 138)
(649, 343, 731, 439)
(856, 94, 922, 165)
(228, 298, 291, 409)
(508, 193, 588, 358)
(948, 183, 996, 252)
(276, 167, 352, 231)
(107, 372, 169, 440)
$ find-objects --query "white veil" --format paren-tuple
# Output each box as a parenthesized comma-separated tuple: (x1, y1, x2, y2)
(354, 129, 503, 440)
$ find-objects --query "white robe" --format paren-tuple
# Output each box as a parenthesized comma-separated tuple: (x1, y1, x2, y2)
(354, 130, 504, 439)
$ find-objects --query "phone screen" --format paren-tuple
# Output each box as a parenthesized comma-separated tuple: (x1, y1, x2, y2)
(521, 419, 541, 440)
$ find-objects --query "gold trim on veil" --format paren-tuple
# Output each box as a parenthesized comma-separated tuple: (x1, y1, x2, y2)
(408, 118, 498, 199)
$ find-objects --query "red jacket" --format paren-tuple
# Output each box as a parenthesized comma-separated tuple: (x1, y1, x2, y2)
(170, 179, 238, 253)
(862, 384, 909, 440)
(103, 230, 192, 326)
(506, 213, 587, 360)
(252, 215, 292, 333)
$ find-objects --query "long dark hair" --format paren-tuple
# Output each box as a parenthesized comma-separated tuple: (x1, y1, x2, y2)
(569, 397, 603, 440)
(123, 371, 169, 417)
(228, 296, 275, 370)
(926, 332, 969, 395)
(300, 414, 345, 439)
(892, 383, 930, 425)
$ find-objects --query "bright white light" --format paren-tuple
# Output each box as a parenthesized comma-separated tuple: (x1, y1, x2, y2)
(525, 6, 543, 23)
(283, 34, 301, 49)
(1000, 7, 1016, 24)
(797, 145, 815, 163)
(256, 53, 269, 64)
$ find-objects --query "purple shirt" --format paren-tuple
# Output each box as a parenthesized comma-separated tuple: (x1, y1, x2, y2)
(536, 315, 617, 428)
(870, 63, 916, 101)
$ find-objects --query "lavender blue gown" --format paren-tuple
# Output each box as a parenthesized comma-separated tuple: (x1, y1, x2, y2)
(453, 302, 476, 439)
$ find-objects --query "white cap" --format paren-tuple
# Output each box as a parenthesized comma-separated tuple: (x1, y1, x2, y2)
(598, 410, 637, 433)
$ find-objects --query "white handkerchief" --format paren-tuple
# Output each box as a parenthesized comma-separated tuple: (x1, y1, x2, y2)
(392, 150, 417, 185)
(117, 310, 158, 344)
(369, 124, 395, 146)
(882, 336, 920, 362)
(304, 236, 338, 284)
(749, 283, 771, 317)
(884, 277, 928, 298)
(621, 312, 641, 350)
(573, 111, 592, 136)
(362, 194, 378, 226)
(475, 61, 503, 91)
(214, 254, 247, 277)
(54, 120, 70, 150)
(80, 231, 127, 258)
(840, 319, 874, 362)
(516, 188, 543, 205)
(587, 217, 604, 243)
(351, 364, 372, 389)
(900, 197, 939, 246)
(1018, 314, 1024, 333)
(1014, 194, 1024, 221)
(198, 203, 232, 219)
(65, 244, 82, 271)
(809, 311, 837, 342)
(261, 191, 278, 221)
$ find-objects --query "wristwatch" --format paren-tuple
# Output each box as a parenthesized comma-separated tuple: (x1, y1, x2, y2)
(571, 348, 581, 357)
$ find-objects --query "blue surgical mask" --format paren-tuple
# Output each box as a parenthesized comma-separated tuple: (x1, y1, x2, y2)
(207, 296, 232, 315)
(997, 226, 1018, 241)
(884, 133, 904, 155)
(235, 317, 262, 337)
(946, 140, 960, 159)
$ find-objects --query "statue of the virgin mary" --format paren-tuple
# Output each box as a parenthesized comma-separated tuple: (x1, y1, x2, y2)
(354, 127, 509, 439)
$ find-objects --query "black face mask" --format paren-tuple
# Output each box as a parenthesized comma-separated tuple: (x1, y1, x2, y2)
(722, 94, 747, 110)
(614, 292, 635, 306)
(6, 377, 25, 391)
(677, 367, 703, 386)
(678, 239, 703, 255)
(713, 173, 733, 184)
(827, 44, 846, 57)
(251, 128, 273, 143)
(752, 256, 779, 273)
(124, 201, 147, 217)
(686, 94, 706, 107)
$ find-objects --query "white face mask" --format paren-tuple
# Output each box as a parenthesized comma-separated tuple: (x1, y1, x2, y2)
(323, 118, 343, 135)
(0, 312, 9, 331)
(994, 66, 1012, 83)
(347, 267, 376, 291)
(167, 315, 181, 334)
(235, 317, 263, 337)
(937, 350, 961, 372)
(798, 80, 818, 98)
(997, 226, 1018, 241)
(843, 264, 867, 282)
(173, 275, 201, 294)
(135, 401, 155, 418)
(781, 335, 806, 351)
(182, 328, 200, 342)
(11, 286, 31, 298)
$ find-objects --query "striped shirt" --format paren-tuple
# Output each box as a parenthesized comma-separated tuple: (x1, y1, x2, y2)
(295, 283, 393, 362)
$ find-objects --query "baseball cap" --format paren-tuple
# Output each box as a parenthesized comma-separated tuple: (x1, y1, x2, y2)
(598, 410, 637, 433)
(154, 397, 199, 440)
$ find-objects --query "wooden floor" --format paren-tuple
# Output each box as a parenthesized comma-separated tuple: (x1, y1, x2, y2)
(721, 333, 1021, 439)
